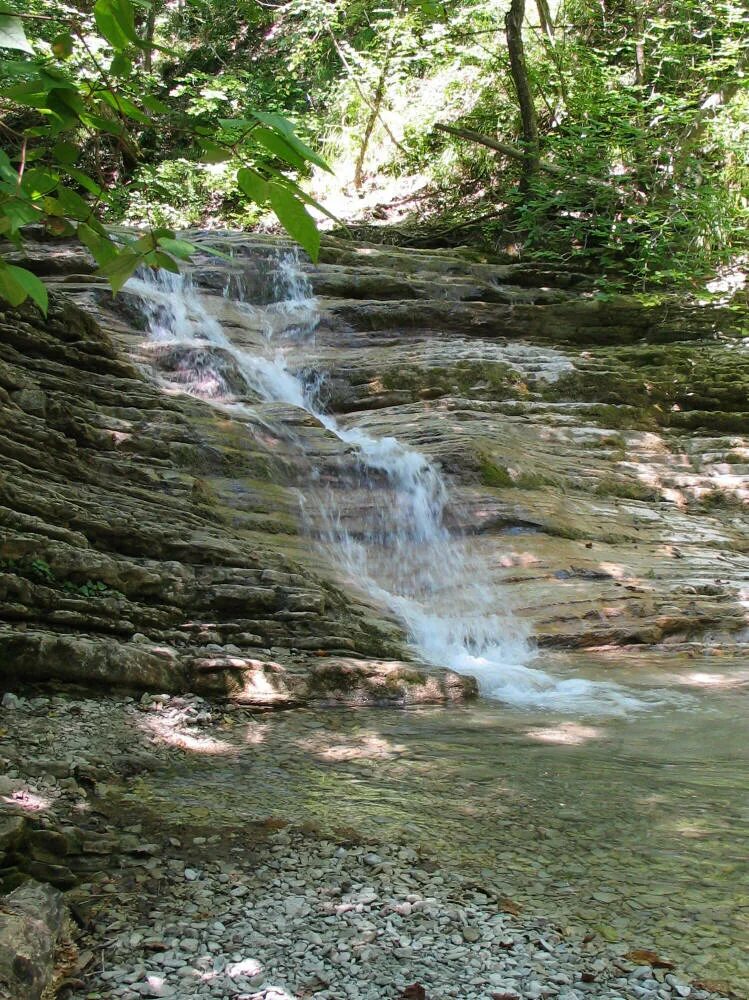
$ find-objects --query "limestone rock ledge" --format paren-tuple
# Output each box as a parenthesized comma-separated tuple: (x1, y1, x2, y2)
(1, 294, 470, 705)
(4, 234, 748, 697)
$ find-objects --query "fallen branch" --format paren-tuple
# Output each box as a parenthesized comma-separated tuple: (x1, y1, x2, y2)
(434, 123, 628, 194)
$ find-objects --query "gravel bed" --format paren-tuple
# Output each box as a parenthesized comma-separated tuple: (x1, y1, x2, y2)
(0, 692, 728, 1000)
(82, 830, 709, 1000)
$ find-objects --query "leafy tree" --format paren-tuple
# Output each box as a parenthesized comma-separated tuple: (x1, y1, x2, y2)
(2, 0, 746, 298)
(0, 0, 329, 313)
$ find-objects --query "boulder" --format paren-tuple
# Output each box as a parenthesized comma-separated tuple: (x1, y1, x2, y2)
(0, 881, 66, 1000)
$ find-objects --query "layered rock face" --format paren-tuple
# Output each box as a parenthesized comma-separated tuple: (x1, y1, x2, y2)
(1, 234, 747, 702)
(287, 239, 748, 654)
(0, 268, 468, 705)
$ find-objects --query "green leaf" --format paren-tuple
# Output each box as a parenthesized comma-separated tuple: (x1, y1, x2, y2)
(0, 57, 40, 79)
(97, 248, 142, 293)
(0, 14, 33, 54)
(200, 142, 233, 164)
(156, 236, 196, 260)
(252, 128, 306, 170)
(1, 83, 56, 113)
(264, 166, 338, 223)
(21, 168, 58, 198)
(79, 111, 124, 136)
(6, 264, 47, 313)
(0, 149, 16, 184)
(93, 6, 129, 50)
(295, 188, 339, 224)
(77, 222, 118, 266)
(268, 183, 320, 262)
(237, 167, 269, 205)
(1, 197, 40, 232)
(250, 112, 331, 173)
(63, 166, 107, 199)
(100, 89, 150, 124)
(0, 262, 26, 306)
(151, 250, 180, 272)
(51, 33, 74, 59)
(132, 231, 157, 252)
(110, 53, 132, 77)
(184, 241, 230, 261)
(94, 0, 139, 51)
(57, 186, 92, 222)
(44, 215, 75, 237)
(48, 86, 86, 120)
(53, 141, 78, 166)
(141, 94, 170, 115)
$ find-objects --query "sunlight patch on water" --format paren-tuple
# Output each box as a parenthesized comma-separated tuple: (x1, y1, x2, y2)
(525, 722, 605, 745)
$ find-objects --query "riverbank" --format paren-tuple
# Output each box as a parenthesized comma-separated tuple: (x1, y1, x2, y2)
(0, 689, 742, 999)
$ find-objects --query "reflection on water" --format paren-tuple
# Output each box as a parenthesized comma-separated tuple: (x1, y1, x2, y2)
(137, 651, 748, 993)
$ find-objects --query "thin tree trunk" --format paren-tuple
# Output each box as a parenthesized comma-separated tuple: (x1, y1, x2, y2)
(630, 0, 649, 187)
(353, 12, 401, 191)
(633, 0, 645, 87)
(531, 0, 568, 119)
(535, 0, 554, 42)
(505, 0, 540, 186)
(327, 29, 407, 159)
(143, 2, 157, 71)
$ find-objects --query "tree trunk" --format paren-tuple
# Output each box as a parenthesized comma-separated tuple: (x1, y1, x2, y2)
(633, 0, 645, 87)
(143, 1, 158, 71)
(505, 0, 539, 186)
(535, 0, 554, 42)
(354, 60, 390, 190)
(327, 29, 407, 161)
(353, 12, 401, 191)
(136, 0, 159, 71)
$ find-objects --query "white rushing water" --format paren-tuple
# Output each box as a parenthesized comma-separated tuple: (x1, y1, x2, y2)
(128, 257, 646, 714)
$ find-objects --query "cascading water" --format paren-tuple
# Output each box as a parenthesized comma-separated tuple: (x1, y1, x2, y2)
(128, 255, 646, 714)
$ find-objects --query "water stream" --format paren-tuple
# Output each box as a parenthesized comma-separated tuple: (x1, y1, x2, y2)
(131, 687, 746, 991)
(130, 258, 647, 714)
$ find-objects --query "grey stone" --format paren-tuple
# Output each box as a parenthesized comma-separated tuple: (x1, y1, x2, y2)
(0, 880, 66, 1000)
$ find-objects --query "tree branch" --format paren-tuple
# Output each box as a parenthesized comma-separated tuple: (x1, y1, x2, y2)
(433, 123, 628, 194)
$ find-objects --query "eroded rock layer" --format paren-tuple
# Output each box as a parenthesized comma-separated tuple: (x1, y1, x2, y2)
(0, 284, 471, 705)
(2, 233, 747, 700)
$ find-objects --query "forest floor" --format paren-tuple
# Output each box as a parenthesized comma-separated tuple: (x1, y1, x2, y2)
(0, 690, 731, 1000)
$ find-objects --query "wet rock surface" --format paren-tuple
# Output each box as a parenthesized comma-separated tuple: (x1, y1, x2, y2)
(182, 234, 748, 660)
(0, 280, 471, 705)
(3, 232, 748, 695)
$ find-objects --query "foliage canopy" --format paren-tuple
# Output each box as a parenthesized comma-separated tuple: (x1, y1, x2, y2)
(1, 0, 747, 304)
(0, 0, 329, 312)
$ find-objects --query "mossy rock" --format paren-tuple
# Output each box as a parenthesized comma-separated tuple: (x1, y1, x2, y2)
(479, 457, 515, 488)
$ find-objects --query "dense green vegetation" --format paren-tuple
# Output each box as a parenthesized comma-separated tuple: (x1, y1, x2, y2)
(0, 0, 329, 310)
(1, 0, 747, 307)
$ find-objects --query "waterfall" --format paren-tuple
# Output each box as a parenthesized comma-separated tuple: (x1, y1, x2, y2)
(127, 256, 646, 715)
